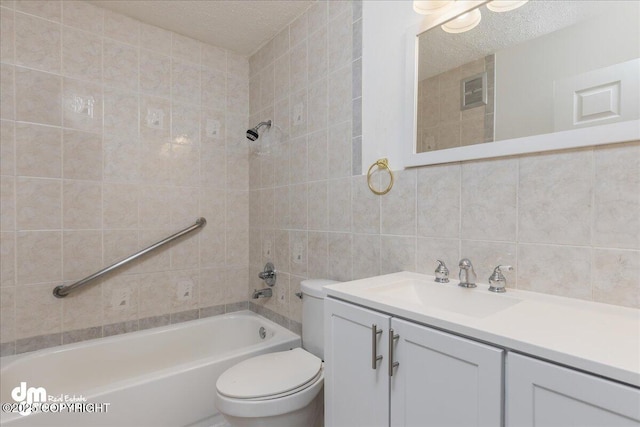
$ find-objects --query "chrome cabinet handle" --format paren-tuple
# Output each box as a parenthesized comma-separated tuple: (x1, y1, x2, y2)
(371, 324, 383, 369)
(389, 328, 400, 376)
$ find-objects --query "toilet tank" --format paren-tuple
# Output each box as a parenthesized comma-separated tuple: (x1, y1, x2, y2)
(301, 279, 340, 360)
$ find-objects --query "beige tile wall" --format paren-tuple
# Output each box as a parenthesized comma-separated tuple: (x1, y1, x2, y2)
(248, 0, 639, 331)
(0, 1, 251, 355)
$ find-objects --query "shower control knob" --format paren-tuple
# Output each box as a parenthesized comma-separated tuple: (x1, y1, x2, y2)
(258, 262, 277, 287)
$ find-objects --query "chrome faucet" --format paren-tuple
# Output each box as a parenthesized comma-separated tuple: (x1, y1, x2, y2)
(252, 288, 273, 299)
(458, 258, 477, 288)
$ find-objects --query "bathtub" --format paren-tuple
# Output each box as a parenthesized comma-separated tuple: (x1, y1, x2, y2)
(0, 310, 300, 427)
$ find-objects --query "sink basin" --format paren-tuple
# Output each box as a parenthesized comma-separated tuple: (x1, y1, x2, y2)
(367, 279, 522, 318)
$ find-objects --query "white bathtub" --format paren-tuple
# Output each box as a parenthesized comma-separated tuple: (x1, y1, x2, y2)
(0, 310, 300, 427)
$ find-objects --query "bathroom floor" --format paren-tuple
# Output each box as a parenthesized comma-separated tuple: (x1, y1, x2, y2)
(184, 413, 229, 427)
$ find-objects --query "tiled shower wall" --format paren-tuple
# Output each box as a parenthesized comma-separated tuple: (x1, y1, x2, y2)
(249, 1, 639, 328)
(0, 1, 251, 356)
(247, 1, 362, 329)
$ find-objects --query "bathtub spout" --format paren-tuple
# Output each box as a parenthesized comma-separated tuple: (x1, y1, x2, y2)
(252, 288, 273, 299)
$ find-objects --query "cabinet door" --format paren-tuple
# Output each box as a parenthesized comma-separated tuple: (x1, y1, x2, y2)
(506, 352, 640, 427)
(390, 318, 503, 427)
(325, 298, 391, 427)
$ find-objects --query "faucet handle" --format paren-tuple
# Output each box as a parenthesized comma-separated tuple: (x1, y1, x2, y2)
(258, 262, 277, 287)
(488, 265, 513, 293)
(434, 260, 449, 283)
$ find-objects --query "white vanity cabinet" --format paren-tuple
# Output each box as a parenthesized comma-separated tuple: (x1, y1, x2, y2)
(506, 353, 640, 426)
(391, 318, 503, 426)
(324, 297, 391, 427)
(325, 298, 504, 427)
(323, 271, 640, 427)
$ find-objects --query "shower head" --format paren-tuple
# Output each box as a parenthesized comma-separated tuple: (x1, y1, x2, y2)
(246, 120, 272, 141)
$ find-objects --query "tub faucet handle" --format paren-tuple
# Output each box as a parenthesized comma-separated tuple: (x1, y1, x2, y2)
(488, 265, 513, 293)
(434, 260, 449, 283)
(258, 262, 276, 287)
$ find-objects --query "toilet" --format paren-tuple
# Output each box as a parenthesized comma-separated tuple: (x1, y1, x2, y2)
(215, 279, 339, 427)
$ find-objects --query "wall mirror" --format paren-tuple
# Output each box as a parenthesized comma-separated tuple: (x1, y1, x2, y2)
(404, 0, 640, 167)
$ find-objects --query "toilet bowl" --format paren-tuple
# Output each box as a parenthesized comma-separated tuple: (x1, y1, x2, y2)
(216, 348, 324, 427)
(215, 279, 339, 427)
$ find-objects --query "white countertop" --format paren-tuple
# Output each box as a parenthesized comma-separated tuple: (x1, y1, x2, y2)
(324, 272, 640, 388)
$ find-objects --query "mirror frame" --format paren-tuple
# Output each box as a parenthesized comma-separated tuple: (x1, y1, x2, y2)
(403, 1, 640, 167)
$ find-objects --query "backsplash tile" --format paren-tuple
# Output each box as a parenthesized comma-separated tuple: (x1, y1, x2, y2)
(380, 235, 417, 275)
(519, 150, 592, 245)
(592, 249, 640, 308)
(416, 237, 459, 276)
(417, 163, 460, 238)
(352, 233, 380, 280)
(593, 142, 640, 249)
(460, 240, 516, 286)
(381, 169, 416, 236)
(517, 244, 592, 300)
(461, 158, 517, 242)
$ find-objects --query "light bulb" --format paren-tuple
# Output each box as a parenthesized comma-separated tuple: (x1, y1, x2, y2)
(486, 0, 529, 13)
(413, 0, 455, 15)
(441, 8, 481, 33)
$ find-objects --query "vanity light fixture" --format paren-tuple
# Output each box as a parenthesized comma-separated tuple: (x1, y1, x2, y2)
(486, 0, 529, 13)
(413, 0, 455, 15)
(441, 8, 481, 33)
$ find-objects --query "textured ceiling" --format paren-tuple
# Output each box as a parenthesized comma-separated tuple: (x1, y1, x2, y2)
(418, 1, 631, 80)
(89, 0, 314, 56)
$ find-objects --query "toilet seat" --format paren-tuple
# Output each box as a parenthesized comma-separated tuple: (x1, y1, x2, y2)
(216, 348, 322, 401)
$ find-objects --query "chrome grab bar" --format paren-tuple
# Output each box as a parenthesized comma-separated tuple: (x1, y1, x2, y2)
(53, 217, 207, 298)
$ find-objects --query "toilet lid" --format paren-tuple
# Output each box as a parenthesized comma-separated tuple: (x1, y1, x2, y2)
(216, 348, 322, 399)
